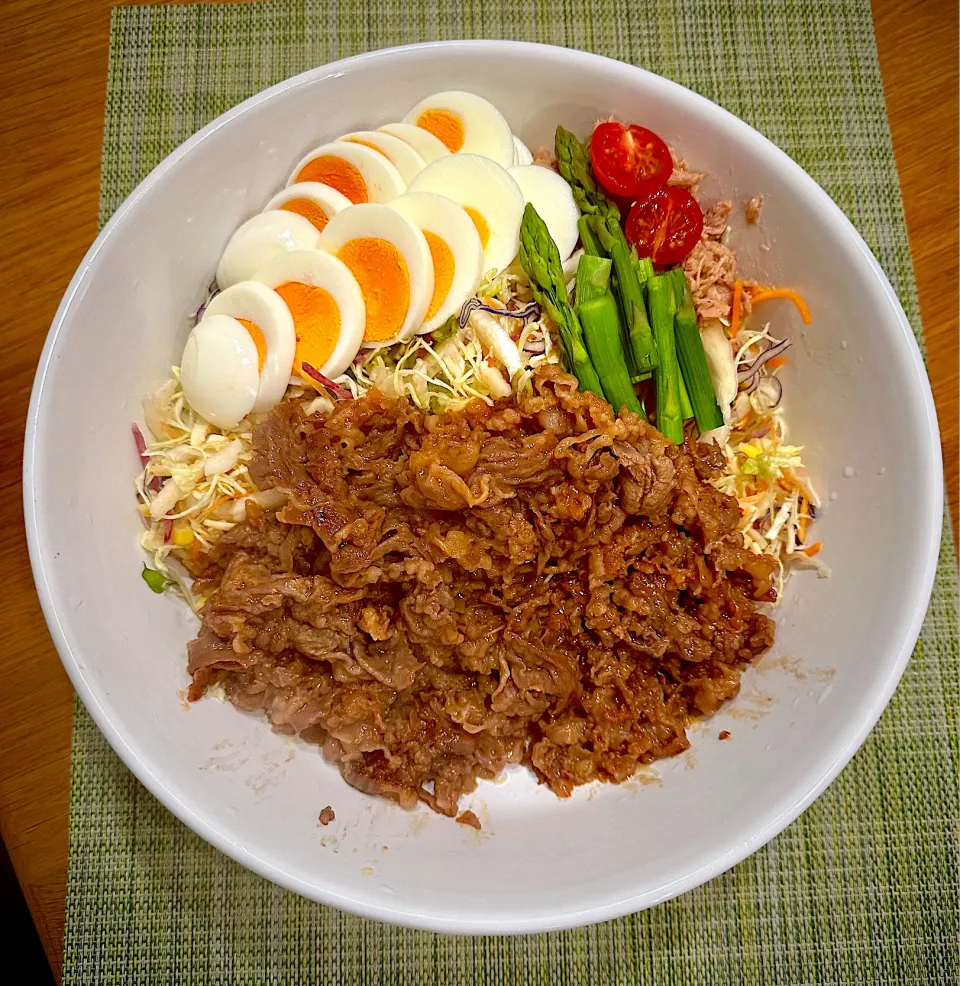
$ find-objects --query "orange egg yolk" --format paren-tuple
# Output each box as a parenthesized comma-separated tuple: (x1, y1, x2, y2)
(337, 237, 410, 343)
(279, 198, 330, 232)
(272, 282, 342, 375)
(294, 156, 368, 204)
(463, 207, 491, 248)
(423, 232, 454, 321)
(416, 109, 465, 153)
(235, 318, 267, 373)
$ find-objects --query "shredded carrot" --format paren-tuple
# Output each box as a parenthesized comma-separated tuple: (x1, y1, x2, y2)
(802, 541, 822, 557)
(205, 494, 231, 516)
(798, 498, 809, 541)
(749, 288, 812, 324)
(202, 491, 243, 519)
(767, 356, 789, 369)
(781, 474, 806, 494)
(730, 280, 744, 337)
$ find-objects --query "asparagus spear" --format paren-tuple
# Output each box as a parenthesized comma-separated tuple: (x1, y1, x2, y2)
(669, 267, 724, 433)
(575, 255, 612, 304)
(575, 255, 645, 417)
(678, 370, 695, 420)
(557, 315, 605, 400)
(555, 126, 619, 223)
(555, 127, 659, 375)
(646, 273, 684, 444)
(611, 240, 657, 375)
(579, 295, 644, 416)
(635, 255, 654, 286)
(578, 215, 605, 257)
(518, 204, 605, 401)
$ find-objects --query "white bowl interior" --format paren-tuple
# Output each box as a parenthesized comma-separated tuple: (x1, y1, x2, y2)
(26, 42, 941, 932)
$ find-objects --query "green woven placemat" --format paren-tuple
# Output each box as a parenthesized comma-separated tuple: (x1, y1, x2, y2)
(65, 2, 958, 983)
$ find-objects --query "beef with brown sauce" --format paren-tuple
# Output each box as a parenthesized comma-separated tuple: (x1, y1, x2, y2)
(187, 366, 776, 817)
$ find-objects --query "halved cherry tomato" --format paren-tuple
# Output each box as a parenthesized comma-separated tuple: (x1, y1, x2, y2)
(624, 187, 704, 266)
(590, 122, 673, 200)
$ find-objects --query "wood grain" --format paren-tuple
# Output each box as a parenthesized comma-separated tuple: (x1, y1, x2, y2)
(0, 1, 955, 978)
(873, 0, 959, 522)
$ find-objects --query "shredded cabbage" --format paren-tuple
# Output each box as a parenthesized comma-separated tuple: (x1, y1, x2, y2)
(135, 367, 259, 602)
(710, 321, 827, 597)
(338, 264, 562, 411)
(135, 267, 824, 610)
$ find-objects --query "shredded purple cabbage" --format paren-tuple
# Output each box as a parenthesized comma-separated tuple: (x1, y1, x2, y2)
(458, 297, 541, 330)
(133, 422, 163, 493)
(301, 362, 353, 400)
(737, 337, 791, 385)
(131, 423, 148, 466)
(193, 277, 221, 324)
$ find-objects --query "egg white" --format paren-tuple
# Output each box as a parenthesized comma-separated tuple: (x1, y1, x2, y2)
(288, 142, 405, 203)
(509, 165, 580, 262)
(403, 90, 515, 168)
(338, 131, 427, 184)
(252, 250, 366, 380)
(387, 192, 484, 333)
(513, 137, 533, 166)
(203, 281, 296, 413)
(377, 123, 451, 164)
(408, 154, 525, 275)
(264, 182, 352, 231)
(319, 204, 434, 347)
(216, 211, 320, 289)
(180, 314, 260, 429)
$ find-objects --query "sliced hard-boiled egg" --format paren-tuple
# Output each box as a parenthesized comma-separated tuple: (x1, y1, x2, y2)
(252, 250, 366, 380)
(377, 123, 451, 165)
(319, 204, 434, 347)
(408, 154, 525, 275)
(288, 142, 405, 204)
(404, 91, 515, 168)
(181, 314, 260, 429)
(513, 138, 533, 166)
(203, 281, 296, 413)
(216, 211, 320, 289)
(388, 192, 483, 333)
(264, 182, 352, 233)
(337, 131, 426, 184)
(508, 165, 580, 263)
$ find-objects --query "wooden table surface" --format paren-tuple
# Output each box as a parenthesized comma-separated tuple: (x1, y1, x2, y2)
(1, 0, 956, 978)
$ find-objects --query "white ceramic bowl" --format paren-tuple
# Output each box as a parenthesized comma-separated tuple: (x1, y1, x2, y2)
(25, 41, 942, 933)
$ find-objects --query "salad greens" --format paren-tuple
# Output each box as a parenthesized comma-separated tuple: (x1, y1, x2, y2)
(142, 564, 177, 594)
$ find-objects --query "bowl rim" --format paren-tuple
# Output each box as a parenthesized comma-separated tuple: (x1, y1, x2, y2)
(23, 39, 944, 934)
